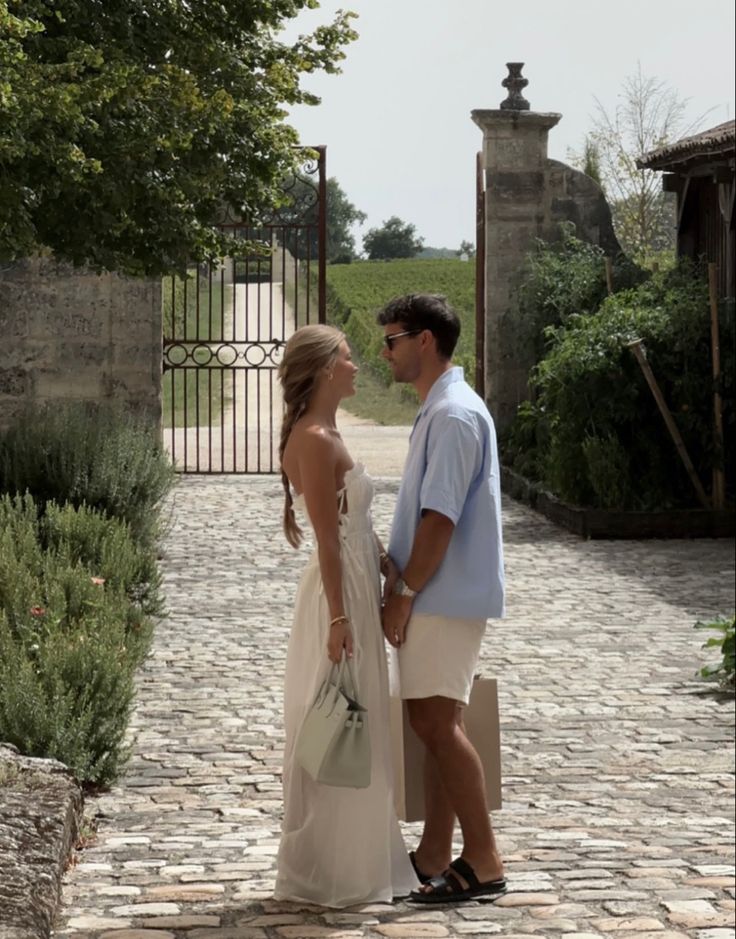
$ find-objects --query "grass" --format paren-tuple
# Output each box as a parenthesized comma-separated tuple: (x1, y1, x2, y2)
(346, 362, 419, 425)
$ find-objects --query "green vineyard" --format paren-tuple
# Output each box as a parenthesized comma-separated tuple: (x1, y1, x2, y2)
(324, 258, 476, 385)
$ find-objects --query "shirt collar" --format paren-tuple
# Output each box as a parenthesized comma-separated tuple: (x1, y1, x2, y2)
(418, 366, 465, 418)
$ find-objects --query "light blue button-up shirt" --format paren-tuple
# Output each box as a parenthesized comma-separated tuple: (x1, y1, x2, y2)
(388, 367, 505, 620)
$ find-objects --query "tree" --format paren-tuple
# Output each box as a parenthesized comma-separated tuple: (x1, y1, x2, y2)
(279, 176, 366, 262)
(0, 1, 357, 275)
(326, 179, 367, 262)
(589, 64, 705, 265)
(568, 135, 604, 187)
(457, 239, 475, 259)
(363, 216, 424, 260)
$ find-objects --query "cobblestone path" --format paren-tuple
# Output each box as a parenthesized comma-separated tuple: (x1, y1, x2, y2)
(56, 476, 735, 939)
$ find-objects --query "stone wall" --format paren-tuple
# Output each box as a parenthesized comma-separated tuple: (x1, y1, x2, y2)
(472, 93, 622, 433)
(0, 743, 83, 939)
(0, 256, 162, 430)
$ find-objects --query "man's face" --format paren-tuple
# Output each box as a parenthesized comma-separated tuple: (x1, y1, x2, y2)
(381, 324, 423, 383)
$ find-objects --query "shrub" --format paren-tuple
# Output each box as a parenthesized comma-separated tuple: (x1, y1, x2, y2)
(505, 260, 735, 509)
(0, 494, 155, 786)
(41, 501, 163, 619)
(516, 222, 646, 362)
(0, 401, 175, 546)
(0, 608, 138, 786)
(695, 614, 735, 691)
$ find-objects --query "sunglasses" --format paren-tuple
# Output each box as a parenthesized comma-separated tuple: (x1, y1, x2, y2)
(383, 329, 422, 351)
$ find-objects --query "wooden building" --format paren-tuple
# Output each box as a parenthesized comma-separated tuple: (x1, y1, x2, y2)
(638, 120, 735, 299)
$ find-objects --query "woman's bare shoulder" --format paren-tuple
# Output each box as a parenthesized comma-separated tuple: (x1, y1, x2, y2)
(283, 419, 337, 482)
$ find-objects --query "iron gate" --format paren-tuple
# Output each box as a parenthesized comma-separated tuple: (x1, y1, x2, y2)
(162, 147, 327, 473)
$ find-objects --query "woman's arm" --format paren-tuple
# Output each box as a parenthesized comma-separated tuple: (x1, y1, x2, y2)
(298, 428, 353, 663)
(381, 510, 455, 647)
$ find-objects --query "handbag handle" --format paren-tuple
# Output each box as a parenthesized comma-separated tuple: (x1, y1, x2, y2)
(318, 654, 360, 713)
(341, 653, 360, 701)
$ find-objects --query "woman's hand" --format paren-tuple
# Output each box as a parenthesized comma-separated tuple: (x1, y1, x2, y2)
(327, 619, 354, 663)
(382, 556, 400, 604)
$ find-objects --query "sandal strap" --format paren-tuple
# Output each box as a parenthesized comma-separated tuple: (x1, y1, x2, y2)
(425, 866, 465, 895)
(449, 856, 480, 890)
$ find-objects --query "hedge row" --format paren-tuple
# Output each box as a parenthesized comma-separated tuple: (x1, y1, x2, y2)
(0, 404, 174, 786)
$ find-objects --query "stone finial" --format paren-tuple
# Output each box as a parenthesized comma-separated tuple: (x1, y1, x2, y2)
(500, 62, 530, 110)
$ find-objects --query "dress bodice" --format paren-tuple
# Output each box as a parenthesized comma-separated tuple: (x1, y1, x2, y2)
(293, 463, 374, 539)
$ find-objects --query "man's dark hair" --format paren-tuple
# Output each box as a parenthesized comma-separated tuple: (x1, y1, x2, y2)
(377, 293, 460, 359)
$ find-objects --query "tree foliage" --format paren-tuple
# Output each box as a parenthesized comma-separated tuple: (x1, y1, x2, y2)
(504, 260, 735, 510)
(280, 176, 366, 262)
(568, 135, 603, 187)
(0, 1, 357, 275)
(363, 215, 424, 260)
(517, 222, 645, 363)
(589, 65, 702, 265)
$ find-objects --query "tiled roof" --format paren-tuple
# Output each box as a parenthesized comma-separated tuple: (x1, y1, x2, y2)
(637, 120, 735, 170)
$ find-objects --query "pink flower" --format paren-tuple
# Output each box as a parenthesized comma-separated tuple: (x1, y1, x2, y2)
(30, 606, 46, 617)
(91, 577, 106, 586)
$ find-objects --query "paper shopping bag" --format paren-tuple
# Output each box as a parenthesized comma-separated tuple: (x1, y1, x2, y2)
(389, 677, 502, 823)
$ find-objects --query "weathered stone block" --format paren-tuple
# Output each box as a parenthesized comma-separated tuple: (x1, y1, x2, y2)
(0, 367, 29, 396)
(54, 340, 111, 369)
(0, 304, 28, 339)
(34, 369, 106, 400)
(488, 172, 545, 201)
(0, 257, 162, 434)
(0, 744, 83, 939)
(28, 297, 107, 340)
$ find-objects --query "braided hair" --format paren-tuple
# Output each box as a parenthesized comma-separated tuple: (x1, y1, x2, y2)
(277, 324, 344, 547)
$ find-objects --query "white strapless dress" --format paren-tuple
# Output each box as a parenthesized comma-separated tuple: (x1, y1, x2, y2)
(274, 463, 418, 908)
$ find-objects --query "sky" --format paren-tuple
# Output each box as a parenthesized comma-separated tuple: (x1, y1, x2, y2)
(280, 0, 735, 252)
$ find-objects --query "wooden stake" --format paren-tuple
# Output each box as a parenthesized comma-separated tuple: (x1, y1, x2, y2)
(626, 339, 712, 510)
(708, 263, 726, 509)
(604, 257, 614, 295)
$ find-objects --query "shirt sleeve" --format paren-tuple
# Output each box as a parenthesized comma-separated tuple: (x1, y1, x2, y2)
(420, 412, 483, 525)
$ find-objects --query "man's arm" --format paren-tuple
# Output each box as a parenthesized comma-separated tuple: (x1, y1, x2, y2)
(382, 411, 482, 647)
(382, 509, 454, 647)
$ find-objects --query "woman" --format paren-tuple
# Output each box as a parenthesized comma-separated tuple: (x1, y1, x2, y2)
(274, 324, 417, 908)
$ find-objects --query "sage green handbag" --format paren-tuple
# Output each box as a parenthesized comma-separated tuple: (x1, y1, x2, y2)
(295, 656, 371, 788)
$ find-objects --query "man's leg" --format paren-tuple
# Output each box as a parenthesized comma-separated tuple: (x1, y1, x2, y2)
(414, 741, 456, 877)
(408, 696, 503, 884)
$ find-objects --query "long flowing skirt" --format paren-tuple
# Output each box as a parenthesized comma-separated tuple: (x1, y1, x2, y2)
(274, 531, 417, 907)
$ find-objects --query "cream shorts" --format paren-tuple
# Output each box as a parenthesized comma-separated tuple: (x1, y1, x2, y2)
(388, 613, 486, 706)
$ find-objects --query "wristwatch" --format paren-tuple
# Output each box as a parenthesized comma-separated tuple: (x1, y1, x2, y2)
(393, 577, 418, 599)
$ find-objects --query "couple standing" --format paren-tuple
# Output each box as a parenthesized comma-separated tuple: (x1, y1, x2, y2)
(274, 293, 506, 908)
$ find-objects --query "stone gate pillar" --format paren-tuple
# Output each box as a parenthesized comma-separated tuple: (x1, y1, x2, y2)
(472, 64, 621, 432)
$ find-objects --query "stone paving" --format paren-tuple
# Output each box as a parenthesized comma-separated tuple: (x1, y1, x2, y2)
(55, 473, 736, 939)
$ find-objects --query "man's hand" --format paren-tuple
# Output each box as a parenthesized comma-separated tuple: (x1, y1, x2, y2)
(381, 594, 413, 648)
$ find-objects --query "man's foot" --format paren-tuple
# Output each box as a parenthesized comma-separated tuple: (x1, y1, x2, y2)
(409, 851, 430, 884)
(409, 857, 507, 905)
(411, 848, 450, 880)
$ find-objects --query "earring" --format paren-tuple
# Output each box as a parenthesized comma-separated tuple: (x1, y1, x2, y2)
(327, 372, 334, 381)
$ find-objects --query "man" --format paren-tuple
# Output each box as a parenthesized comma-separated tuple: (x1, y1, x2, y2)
(379, 293, 506, 904)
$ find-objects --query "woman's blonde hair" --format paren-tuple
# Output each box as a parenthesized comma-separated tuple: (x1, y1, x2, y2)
(278, 324, 345, 547)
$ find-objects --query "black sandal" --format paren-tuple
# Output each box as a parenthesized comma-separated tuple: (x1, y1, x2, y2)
(409, 851, 431, 884)
(409, 856, 507, 904)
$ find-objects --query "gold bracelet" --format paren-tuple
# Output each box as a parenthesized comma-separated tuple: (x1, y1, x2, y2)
(330, 615, 349, 628)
